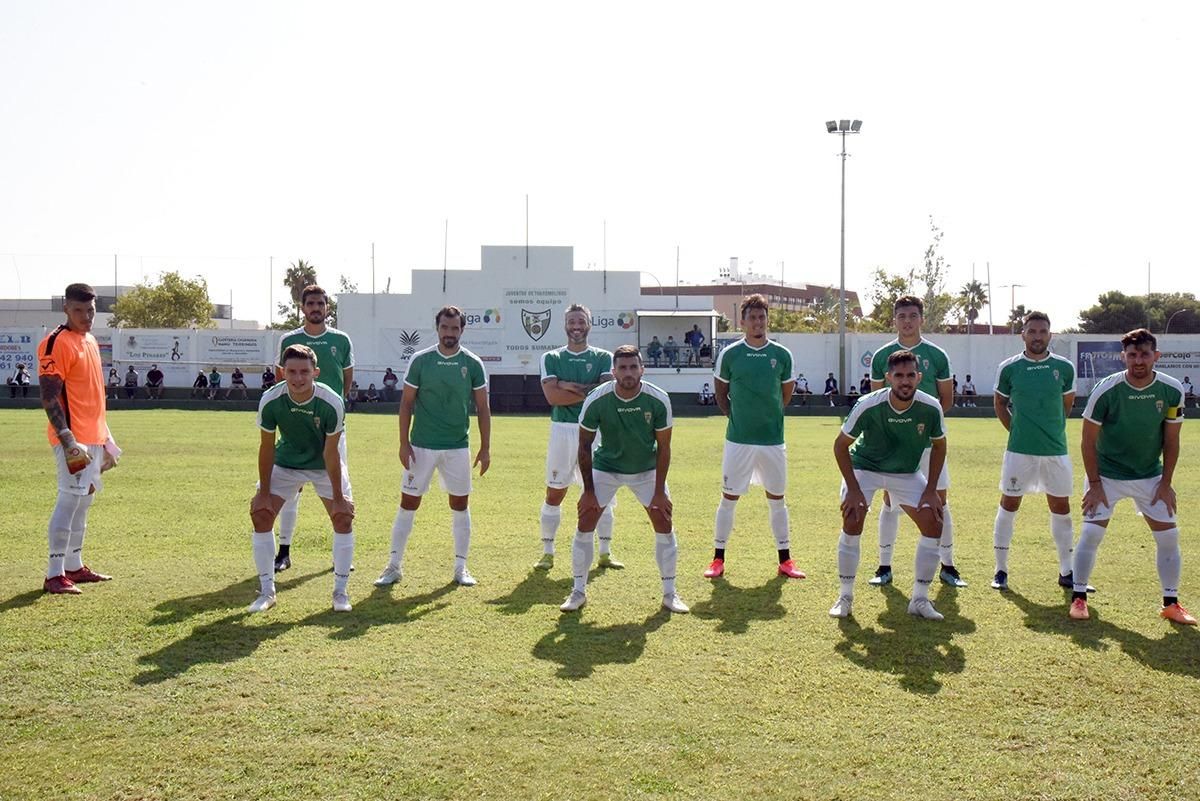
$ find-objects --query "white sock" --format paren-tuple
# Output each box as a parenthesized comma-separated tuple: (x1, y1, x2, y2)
(1072, 522, 1106, 593)
(540, 502, 561, 555)
(1153, 527, 1182, 599)
(655, 532, 678, 595)
(913, 535, 940, 600)
(878, 503, 900, 567)
(1050, 513, 1074, 575)
(837, 532, 861, 597)
(714, 496, 736, 549)
(993, 506, 1016, 572)
(768, 497, 790, 550)
(452, 509, 471, 571)
(388, 507, 415, 569)
(597, 505, 615, 555)
(572, 530, 594, 593)
(332, 531, 354, 593)
(252, 530, 277, 595)
(47, 493, 82, 578)
(64, 492, 95, 571)
(278, 492, 300, 546)
(939, 504, 955, 567)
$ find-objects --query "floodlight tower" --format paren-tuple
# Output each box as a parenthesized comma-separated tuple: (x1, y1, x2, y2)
(827, 118, 862, 396)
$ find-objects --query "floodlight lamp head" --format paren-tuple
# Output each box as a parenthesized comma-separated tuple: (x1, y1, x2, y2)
(851, 119, 862, 132)
(825, 120, 838, 133)
(838, 119, 850, 132)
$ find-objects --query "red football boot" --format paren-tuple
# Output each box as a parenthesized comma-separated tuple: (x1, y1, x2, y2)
(65, 565, 112, 583)
(43, 575, 82, 595)
(778, 559, 807, 579)
(703, 558, 725, 579)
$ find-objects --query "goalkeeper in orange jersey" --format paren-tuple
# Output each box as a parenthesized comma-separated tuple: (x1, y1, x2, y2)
(37, 283, 120, 595)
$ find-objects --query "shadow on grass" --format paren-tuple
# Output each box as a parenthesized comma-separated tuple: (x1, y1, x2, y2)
(690, 575, 788, 634)
(304, 582, 458, 640)
(487, 567, 601, 615)
(532, 608, 672, 680)
(0, 589, 44, 617)
(1004, 589, 1200, 679)
(833, 584, 977, 695)
(148, 570, 327, 625)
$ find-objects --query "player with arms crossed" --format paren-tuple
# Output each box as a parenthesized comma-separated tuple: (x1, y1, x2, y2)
(991, 312, 1089, 591)
(37, 283, 120, 594)
(374, 306, 490, 588)
(1069, 328, 1195, 624)
(248, 344, 355, 613)
(536, 304, 620, 570)
(704, 293, 805, 580)
(868, 295, 963, 587)
(560, 346, 688, 614)
(831, 350, 948, 621)
(273, 284, 354, 572)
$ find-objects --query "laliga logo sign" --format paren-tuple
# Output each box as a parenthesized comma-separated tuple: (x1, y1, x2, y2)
(591, 311, 637, 330)
(463, 308, 503, 328)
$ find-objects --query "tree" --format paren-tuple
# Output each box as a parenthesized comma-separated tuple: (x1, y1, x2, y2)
(109, 272, 216, 329)
(912, 216, 956, 331)
(956, 279, 989, 328)
(865, 267, 912, 326)
(1008, 304, 1028, 333)
(269, 264, 358, 330)
(1077, 291, 1200, 334)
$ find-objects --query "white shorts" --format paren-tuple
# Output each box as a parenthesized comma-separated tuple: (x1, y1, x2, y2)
(721, 441, 787, 496)
(1085, 476, 1176, 524)
(999, 451, 1073, 497)
(593, 469, 666, 509)
(53, 444, 105, 496)
(545, 422, 583, 489)
(842, 469, 929, 511)
(919, 447, 950, 491)
(265, 463, 352, 502)
(403, 446, 472, 497)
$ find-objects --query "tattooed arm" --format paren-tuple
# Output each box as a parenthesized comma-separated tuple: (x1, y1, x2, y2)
(40, 374, 68, 433)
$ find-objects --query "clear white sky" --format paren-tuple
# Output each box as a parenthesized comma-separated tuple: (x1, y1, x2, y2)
(2, 1, 1197, 328)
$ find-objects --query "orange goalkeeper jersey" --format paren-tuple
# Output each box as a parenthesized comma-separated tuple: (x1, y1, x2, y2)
(37, 325, 108, 446)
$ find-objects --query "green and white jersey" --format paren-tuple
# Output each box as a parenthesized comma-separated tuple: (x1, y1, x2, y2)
(714, 338, 794, 446)
(870, 338, 951, 399)
(405, 345, 488, 450)
(842, 388, 946, 474)
(994, 352, 1075, 456)
(579, 381, 672, 475)
(1083, 371, 1184, 480)
(257, 382, 345, 470)
(541, 345, 613, 423)
(278, 325, 354, 398)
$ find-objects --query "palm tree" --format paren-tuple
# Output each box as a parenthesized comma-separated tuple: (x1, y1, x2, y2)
(284, 260, 319, 317)
(957, 280, 989, 331)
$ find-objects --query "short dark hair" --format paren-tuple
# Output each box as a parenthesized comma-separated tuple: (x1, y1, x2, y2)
(281, 344, 318, 367)
(64, 283, 96, 303)
(435, 305, 466, 327)
(1023, 310, 1051, 328)
(887, 350, 918, 370)
(613, 344, 642, 363)
(565, 303, 592, 319)
(894, 296, 924, 316)
(300, 285, 327, 304)
(741, 293, 769, 319)
(1121, 328, 1157, 350)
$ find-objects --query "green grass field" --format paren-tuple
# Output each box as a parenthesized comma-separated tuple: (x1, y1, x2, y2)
(2, 409, 1198, 801)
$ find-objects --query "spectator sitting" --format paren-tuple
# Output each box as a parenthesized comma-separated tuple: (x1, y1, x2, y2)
(795, 373, 811, 405)
(365, 383, 380, 402)
(962, 374, 977, 407)
(226, 366, 248, 400)
(823, 372, 838, 407)
(859, 373, 871, 395)
(124, 365, 140, 399)
(847, 382, 861, 404)
(664, 335, 680, 368)
(261, 366, 276, 391)
(8, 362, 32, 398)
(382, 367, 399, 401)
(145, 364, 165, 400)
(646, 336, 663, 367)
(191, 370, 209, 398)
(108, 367, 121, 399)
(698, 382, 715, 406)
(207, 368, 222, 400)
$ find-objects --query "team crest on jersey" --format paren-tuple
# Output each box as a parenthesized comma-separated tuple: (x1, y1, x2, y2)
(922, 358, 930, 370)
(770, 358, 777, 369)
(1156, 400, 1164, 413)
(330, 345, 338, 357)
(644, 411, 652, 424)
(585, 364, 594, 374)
(917, 423, 926, 435)
(522, 308, 552, 341)
(461, 366, 469, 379)
(1053, 369, 1060, 381)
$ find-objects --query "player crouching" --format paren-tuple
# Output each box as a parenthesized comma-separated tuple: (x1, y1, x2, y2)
(248, 344, 355, 613)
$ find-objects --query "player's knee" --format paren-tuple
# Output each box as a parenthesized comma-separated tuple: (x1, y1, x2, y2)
(251, 508, 276, 531)
(400, 494, 421, 511)
(916, 513, 942, 539)
(331, 512, 354, 532)
(648, 508, 671, 532)
(448, 495, 469, 512)
(841, 513, 865, 536)
(545, 487, 567, 506)
(579, 510, 602, 532)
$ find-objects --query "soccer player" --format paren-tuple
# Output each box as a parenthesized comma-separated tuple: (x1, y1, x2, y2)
(536, 304, 619, 571)
(830, 350, 948, 621)
(559, 346, 687, 614)
(272, 285, 354, 571)
(374, 306, 490, 588)
(37, 283, 118, 594)
(703, 293, 804, 580)
(990, 312, 1084, 592)
(868, 296, 963, 587)
(1069, 329, 1195, 624)
(248, 344, 355, 613)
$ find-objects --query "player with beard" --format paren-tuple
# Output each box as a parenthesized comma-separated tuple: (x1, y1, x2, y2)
(830, 350, 949, 621)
